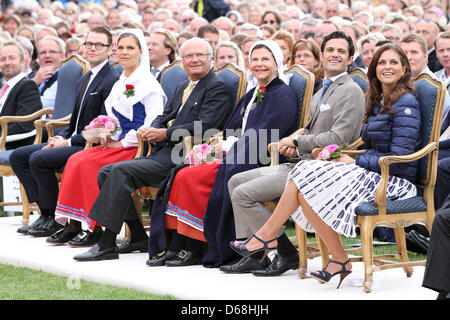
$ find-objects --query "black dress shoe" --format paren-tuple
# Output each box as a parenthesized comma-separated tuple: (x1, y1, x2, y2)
(27, 219, 64, 237)
(252, 252, 299, 277)
(118, 239, 148, 253)
(146, 250, 177, 266)
(68, 230, 103, 247)
(46, 228, 80, 245)
(73, 244, 119, 261)
(17, 216, 49, 234)
(219, 256, 270, 273)
(165, 250, 202, 267)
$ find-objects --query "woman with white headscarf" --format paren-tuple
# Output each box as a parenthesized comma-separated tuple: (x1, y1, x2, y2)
(53, 29, 166, 245)
(146, 40, 299, 268)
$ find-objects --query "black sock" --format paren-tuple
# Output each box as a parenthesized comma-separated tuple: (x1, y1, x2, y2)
(168, 231, 185, 253)
(40, 208, 55, 219)
(97, 229, 117, 250)
(276, 233, 298, 257)
(125, 219, 148, 243)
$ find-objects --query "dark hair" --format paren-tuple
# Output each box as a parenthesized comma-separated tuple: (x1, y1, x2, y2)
(89, 26, 113, 45)
(117, 32, 141, 49)
(365, 43, 416, 121)
(198, 24, 219, 38)
(320, 30, 354, 57)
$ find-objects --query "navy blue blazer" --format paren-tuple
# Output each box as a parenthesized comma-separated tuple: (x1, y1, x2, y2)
(439, 112, 450, 159)
(60, 61, 120, 146)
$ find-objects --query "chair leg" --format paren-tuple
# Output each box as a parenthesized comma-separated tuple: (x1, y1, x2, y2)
(360, 221, 374, 293)
(296, 224, 308, 279)
(19, 184, 30, 227)
(394, 227, 413, 277)
(316, 235, 330, 269)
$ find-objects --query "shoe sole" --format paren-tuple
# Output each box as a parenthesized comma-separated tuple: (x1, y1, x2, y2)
(74, 253, 119, 262)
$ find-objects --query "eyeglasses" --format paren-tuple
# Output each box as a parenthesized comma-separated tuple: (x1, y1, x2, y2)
(84, 41, 110, 50)
(182, 52, 209, 61)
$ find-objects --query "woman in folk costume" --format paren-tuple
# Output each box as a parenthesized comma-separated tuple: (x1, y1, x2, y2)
(51, 29, 166, 246)
(147, 40, 299, 267)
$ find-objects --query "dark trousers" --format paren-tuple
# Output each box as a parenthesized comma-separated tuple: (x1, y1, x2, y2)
(435, 157, 450, 210)
(88, 157, 172, 234)
(423, 195, 450, 294)
(9, 143, 83, 209)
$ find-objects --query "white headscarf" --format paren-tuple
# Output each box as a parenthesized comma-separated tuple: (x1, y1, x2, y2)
(117, 28, 150, 70)
(248, 40, 289, 85)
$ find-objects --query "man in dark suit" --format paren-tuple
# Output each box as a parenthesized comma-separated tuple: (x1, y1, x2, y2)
(0, 40, 42, 149)
(73, 37, 232, 261)
(11, 27, 120, 239)
(415, 19, 443, 72)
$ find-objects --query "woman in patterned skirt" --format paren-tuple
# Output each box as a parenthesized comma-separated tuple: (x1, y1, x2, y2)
(230, 43, 422, 288)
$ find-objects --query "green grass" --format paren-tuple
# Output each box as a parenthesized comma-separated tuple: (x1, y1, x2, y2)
(0, 264, 177, 300)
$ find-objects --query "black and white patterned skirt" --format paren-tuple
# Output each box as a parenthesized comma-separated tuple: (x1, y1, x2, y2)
(288, 160, 417, 237)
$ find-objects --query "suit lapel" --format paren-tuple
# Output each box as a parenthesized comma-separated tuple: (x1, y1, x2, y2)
(306, 75, 347, 129)
(78, 63, 109, 116)
(1, 77, 26, 115)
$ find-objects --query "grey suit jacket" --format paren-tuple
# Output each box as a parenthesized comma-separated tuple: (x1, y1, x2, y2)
(295, 73, 365, 155)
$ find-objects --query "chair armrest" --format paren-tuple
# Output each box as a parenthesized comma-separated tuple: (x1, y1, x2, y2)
(267, 128, 306, 166)
(374, 142, 439, 213)
(0, 108, 53, 151)
(136, 131, 152, 157)
(45, 114, 72, 139)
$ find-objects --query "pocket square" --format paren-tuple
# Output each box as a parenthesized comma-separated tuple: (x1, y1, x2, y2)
(319, 103, 331, 112)
(90, 92, 99, 95)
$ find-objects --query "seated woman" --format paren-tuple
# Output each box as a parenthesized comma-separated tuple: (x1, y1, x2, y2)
(230, 43, 422, 288)
(290, 39, 324, 94)
(213, 41, 245, 71)
(50, 29, 166, 246)
(146, 40, 299, 267)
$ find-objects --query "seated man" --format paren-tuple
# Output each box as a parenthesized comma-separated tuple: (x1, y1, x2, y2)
(32, 36, 65, 110)
(222, 31, 365, 275)
(0, 40, 42, 149)
(146, 28, 178, 82)
(73, 38, 232, 261)
(11, 27, 120, 238)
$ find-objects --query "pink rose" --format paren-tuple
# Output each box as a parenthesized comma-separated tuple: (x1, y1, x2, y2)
(316, 149, 331, 160)
(105, 121, 116, 131)
(201, 144, 212, 154)
(324, 144, 340, 153)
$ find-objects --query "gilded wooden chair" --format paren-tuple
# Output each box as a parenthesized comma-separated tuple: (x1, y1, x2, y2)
(16, 55, 89, 226)
(349, 67, 368, 93)
(159, 60, 188, 107)
(317, 73, 445, 292)
(264, 64, 317, 279)
(132, 62, 247, 234)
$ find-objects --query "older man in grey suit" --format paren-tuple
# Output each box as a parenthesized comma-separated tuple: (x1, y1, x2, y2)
(221, 31, 365, 275)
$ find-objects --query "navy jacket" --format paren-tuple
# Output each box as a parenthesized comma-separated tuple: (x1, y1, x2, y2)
(439, 112, 450, 159)
(355, 92, 421, 182)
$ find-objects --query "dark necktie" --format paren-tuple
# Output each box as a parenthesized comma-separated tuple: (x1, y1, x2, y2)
(318, 78, 333, 105)
(75, 71, 92, 112)
(40, 71, 58, 95)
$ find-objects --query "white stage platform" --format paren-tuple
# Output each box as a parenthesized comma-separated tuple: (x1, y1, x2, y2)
(0, 215, 436, 300)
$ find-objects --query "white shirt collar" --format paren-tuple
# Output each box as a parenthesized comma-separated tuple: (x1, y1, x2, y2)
(89, 59, 108, 78)
(6, 72, 27, 88)
(324, 71, 348, 83)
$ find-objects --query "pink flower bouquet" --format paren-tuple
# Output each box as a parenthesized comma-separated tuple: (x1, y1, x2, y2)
(188, 143, 216, 166)
(315, 144, 343, 161)
(82, 115, 121, 144)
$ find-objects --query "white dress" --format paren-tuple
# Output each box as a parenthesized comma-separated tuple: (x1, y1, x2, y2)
(289, 160, 417, 237)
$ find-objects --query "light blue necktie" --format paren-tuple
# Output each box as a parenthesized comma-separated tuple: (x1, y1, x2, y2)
(318, 79, 333, 105)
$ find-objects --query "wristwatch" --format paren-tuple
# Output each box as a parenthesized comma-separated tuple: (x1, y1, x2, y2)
(292, 135, 299, 148)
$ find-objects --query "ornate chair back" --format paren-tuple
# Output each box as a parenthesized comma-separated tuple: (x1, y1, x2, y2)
(159, 61, 188, 107)
(214, 62, 247, 106)
(284, 64, 315, 128)
(349, 67, 368, 93)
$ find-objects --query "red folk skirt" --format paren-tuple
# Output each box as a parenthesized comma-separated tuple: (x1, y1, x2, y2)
(165, 160, 221, 242)
(55, 145, 137, 231)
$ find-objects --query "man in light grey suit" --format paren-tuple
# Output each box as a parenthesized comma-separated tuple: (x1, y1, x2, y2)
(221, 31, 365, 275)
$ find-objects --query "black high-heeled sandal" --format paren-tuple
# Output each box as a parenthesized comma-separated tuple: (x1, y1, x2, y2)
(310, 259, 352, 289)
(229, 234, 277, 262)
